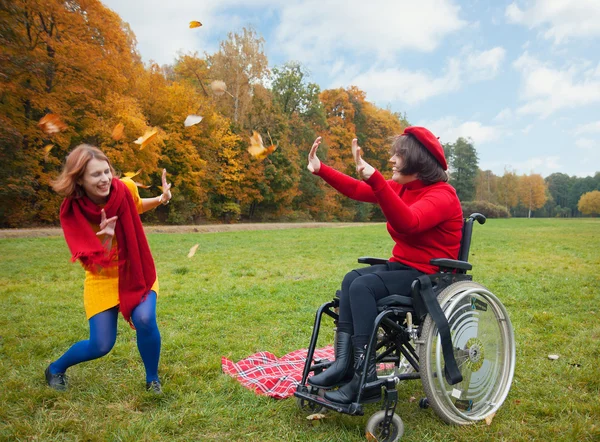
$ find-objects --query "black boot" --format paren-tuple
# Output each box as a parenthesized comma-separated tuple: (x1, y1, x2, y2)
(324, 339, 381, 404)
(308, 332, 354, 389)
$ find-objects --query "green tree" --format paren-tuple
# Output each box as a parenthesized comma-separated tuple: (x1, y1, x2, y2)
(446, 137, 479, 201)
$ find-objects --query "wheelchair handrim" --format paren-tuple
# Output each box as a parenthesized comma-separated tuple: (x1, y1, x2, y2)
(431, 287, 516, 422)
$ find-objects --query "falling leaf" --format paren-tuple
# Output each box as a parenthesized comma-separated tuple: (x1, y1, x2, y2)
(247, 130, 277, 160)
(38, 114, 67, 134)
(366, 431, 379, 442)
(306, 413, 326, 421)
(134, 128, 158, 150)
(189, 21, 202, 28)
(184, 115, 203, 127)
(124, 169, 142, 179)
(187, 244, 199, 258)
(409, 396, 416, 403)
(112, 123, 124, 141)
(548, 354, 559, 360)
(484, 412, 496, 426)
(134, 181, 150, 189)
(210, 80, 227, 96)
(43, 144, 54, 161)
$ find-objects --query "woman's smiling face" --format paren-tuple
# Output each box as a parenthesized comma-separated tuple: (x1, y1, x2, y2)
(390, 154, 417, 184)
(79, 158, 112, 204)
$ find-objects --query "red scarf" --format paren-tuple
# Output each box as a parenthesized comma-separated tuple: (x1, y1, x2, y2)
(60, 178, 156, 325)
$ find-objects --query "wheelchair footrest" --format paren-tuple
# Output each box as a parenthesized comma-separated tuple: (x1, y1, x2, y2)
(294, 390, 364, 416)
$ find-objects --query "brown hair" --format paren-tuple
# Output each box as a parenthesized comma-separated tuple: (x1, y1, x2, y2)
(51, 144, 116, 198)
(390, 134, 448, 184)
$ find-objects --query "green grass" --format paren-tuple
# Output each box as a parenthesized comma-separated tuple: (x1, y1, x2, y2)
(1, 219, 599, 441)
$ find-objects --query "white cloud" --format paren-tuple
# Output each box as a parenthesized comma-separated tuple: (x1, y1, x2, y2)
(335, 44, 506, 106)
(464, 47, 506, 81)
(509, 156, 562, 174)
(506, 0, 600, 43)
(493, 108, 513, 122)
(335, 59, 462, 105)
(576, 138, 596, 149)
(575, 121, 600, 134)
(513, 53, 600, 117)
(418, 116, 502, 145)
(274, 0, 467, 63)
(522, 124, 533, 134)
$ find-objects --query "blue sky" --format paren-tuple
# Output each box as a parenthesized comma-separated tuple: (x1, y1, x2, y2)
(101, 0, 600, 178)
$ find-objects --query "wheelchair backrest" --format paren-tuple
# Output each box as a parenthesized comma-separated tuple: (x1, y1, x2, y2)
(457, 212, 486, 262)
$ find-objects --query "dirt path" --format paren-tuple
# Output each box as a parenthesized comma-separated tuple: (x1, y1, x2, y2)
(0, 222, 380, 238)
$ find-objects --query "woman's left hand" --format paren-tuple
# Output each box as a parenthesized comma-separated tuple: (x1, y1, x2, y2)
(160, 169, 172, 204)
(352, 138, 375, 181)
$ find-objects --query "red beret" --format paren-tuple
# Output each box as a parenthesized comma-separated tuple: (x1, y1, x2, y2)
(402, 126, 448, 170)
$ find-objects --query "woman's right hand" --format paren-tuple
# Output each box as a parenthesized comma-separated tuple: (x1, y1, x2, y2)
(307, 137, 322, 173)
(96, 209, 118, 238)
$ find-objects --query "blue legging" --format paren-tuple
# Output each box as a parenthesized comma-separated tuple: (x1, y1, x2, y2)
(49, 291, 161, 383)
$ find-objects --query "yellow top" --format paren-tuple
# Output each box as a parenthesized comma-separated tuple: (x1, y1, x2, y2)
(82, 178, 159, 319)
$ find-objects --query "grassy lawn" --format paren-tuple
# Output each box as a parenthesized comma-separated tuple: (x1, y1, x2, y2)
(1, 218, 599, 441)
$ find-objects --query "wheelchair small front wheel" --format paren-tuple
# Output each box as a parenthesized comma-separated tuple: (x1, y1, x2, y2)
(296, 388, 327, 415)
(419, 281, 515, 425)
(365, 410, 404, 442)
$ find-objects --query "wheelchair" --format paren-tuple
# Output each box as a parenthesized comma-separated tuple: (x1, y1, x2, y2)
(294, 213, 516, 441)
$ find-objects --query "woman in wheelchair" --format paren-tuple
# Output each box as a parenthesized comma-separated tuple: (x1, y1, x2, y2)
(306, 127, 463, 405)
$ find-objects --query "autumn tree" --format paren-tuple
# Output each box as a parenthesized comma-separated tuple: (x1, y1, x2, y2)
(578, 190, 600, 216)
(206, 27, 269, 128)
(475, 169, 499, 203)
(0, 0, 143, 226)
(517, 173, 547, 218)
(496, 168, 519, 214)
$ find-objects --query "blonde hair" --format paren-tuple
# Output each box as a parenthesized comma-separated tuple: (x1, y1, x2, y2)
(51, 144, 116, 198)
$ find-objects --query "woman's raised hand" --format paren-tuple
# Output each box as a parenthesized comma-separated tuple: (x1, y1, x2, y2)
(307, 137, 322, 173)
(161, 169, 172, 204)
(96, 209, 118, 238)
(352, 138, 375, 181)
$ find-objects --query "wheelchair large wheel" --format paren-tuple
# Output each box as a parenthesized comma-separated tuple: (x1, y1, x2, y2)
(419, 281, 515, 425)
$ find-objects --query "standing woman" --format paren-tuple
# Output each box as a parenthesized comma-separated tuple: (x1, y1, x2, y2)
(306, 127, 463, 404)
(47, 144, 172, 393)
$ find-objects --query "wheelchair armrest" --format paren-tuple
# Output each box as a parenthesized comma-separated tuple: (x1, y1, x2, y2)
(430, 258, 472, 272)
(358, 257, 388, 266)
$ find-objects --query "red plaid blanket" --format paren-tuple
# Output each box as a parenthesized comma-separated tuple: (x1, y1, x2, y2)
(221, 346, 335, 399)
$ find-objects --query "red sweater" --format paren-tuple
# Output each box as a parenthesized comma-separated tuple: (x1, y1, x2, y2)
(316, 164, 463, 274)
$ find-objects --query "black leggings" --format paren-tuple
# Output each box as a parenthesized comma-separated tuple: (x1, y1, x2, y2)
(337, 263, 423, 345)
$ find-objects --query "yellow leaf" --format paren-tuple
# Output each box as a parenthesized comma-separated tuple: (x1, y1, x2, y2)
(134, 181, 150, 189)
(484, 412, 496, 426)
(189, 21, 202, 28)
(124, 169, 142, 179)
(112, 123, 124, 141)
(38, 114, 67, 135)
(187, 244, 199, 258)
(134, 128, 158, 150)
(184, 115, 203, 127)
(43, 144, 54, 161)
(247, 130, 277, 161)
